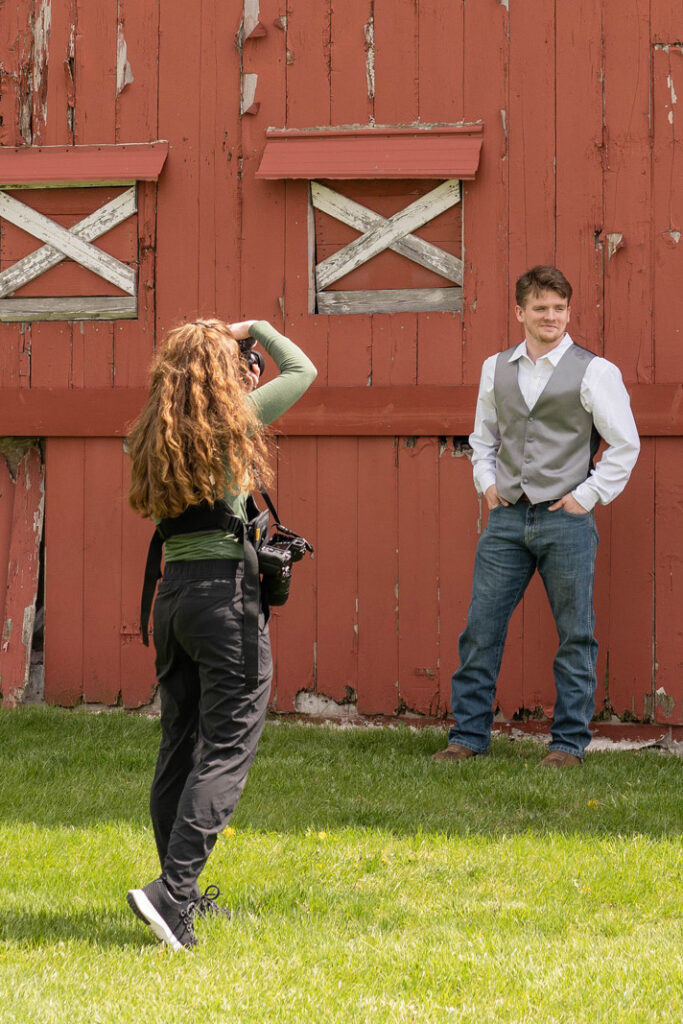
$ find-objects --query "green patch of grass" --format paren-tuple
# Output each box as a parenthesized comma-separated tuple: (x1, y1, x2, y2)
(0, 707, 681, 1023)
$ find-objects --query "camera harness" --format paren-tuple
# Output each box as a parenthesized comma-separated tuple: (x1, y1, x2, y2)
(140, 489, 310, 688)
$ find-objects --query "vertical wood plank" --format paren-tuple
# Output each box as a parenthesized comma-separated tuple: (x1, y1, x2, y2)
(507, 0, 556, 278)
(371, 314, 417, 385)
(29, 322, 72, 388)
(156, 0, 202, 326)
(315, 437, 358, 704)
(239, 0, 287, 326)
(396, 437, 439, 715)
(285, 0, 331, 125)
(197, 0, 219, 315)
(213, 2, 244, 322)
(0, 458, 15, 634)
(73, 0, 118, 143)
(327, 313, 371, 386)
(555, 0, 604, 348)
(462, 0, 509, 382)
(651, 2, 683, 44)
(417, 311, 463, 387)
(114, 0, 161, 387)
(27, 0, 52, 145)
(0, 447, 44, 706)
(0, 1, 31, 147)
(72, 1, 118, 388)
(45, 0, 77, 145)
(0, 325, 30, 388)
(44, 438, 85, 705)
(82, 439, 122, 704)
(372, 0, 418, 125)
(115, 0, 159, 145)
(653, 46, 683, 384)
(268, 436, 318, 710)
(417, 1, 464, 125)
(119, 450, 157, 707)
(357, 437, 399, 714)
(330, 0, 373, 125)
(654, 437, 683, 723)
(0, 0, 33, 401)
(71, 319, 114, 388)
(602, 0, 652, 379)
(606, 440, 654, 719)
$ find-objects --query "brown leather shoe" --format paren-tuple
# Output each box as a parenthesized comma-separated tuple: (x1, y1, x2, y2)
(432, 743, 478, 762)
(540, 750, 582, 768)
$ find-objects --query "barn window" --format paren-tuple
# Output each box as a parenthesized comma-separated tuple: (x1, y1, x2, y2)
(256, 126, 482, 315)
(0, 142, 168, 322)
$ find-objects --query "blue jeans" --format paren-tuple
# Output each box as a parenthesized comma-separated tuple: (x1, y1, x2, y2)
(448, 501, 599, 758)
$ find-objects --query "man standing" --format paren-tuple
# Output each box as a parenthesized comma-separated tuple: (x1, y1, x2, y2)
(434, 266, 640, 767)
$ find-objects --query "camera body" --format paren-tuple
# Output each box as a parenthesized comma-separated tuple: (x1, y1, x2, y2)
(257, 532, 312, 606)
(238, 338, 265, 378)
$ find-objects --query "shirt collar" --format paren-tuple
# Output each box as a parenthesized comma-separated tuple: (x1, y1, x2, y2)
(508, 333, 574, 366)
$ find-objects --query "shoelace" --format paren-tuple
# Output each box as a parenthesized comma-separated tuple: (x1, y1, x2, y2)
(195, 884, 226, 918)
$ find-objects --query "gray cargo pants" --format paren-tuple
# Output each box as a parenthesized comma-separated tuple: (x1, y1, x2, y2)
(149, 558, 272, 899)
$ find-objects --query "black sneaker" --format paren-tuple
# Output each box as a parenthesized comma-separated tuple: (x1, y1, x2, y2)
(194, 884, 231, 920)
(127, 878, 198, 950)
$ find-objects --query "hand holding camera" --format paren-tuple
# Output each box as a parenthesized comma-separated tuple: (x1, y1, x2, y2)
(228, 320, 265, 385)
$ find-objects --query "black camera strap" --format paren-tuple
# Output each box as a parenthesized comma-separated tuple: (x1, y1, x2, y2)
(258, 487, 313, 547)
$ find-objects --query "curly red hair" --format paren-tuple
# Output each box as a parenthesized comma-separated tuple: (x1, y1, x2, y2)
(127, 319, 271, 519)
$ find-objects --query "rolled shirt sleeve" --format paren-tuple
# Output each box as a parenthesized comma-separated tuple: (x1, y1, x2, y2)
(469, 355, 501, 497)
(572, 358, 641, 511)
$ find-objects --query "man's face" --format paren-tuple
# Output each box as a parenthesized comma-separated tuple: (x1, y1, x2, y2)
(515, 288, 570, 348)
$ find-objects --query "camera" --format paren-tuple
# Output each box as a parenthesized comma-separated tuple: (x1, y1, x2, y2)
(238, 338, 265, 379)
(257, 532, 313, 606)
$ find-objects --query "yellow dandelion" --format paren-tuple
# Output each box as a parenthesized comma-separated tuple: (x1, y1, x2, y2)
(587, 800, 599, 810)
(318, 831, 327, 840)
(223, 826, 236, 837)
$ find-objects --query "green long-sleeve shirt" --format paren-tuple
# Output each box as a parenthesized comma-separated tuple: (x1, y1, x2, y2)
(163, 321, 317, 562)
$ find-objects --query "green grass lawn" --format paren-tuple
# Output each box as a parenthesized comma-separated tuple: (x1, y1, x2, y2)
(0, 707, 681, 1023)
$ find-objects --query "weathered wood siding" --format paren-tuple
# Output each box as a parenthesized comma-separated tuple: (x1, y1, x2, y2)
(0, 0, 681, 727)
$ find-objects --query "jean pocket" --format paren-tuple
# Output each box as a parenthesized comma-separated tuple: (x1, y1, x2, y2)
(557, 507, 591, 520)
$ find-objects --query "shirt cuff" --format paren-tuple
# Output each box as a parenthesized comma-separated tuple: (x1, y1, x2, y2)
(474, 469, 497, 496)
(571, 485, 598, 512)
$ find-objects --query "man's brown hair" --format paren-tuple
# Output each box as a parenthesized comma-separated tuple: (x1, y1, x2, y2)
(515, 265, 573, 307)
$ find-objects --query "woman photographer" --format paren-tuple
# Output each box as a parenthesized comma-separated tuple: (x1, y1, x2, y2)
(125, 318, 316, 949)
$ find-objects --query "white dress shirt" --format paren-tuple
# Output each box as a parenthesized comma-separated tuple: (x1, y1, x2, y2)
(469, 334, 641, 511)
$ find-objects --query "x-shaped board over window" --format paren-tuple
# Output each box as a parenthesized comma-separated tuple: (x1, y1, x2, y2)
(0, 186, 137, 322)
(311, 178, 463, 315)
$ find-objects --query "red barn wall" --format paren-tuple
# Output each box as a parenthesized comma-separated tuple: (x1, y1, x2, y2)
(0, 0, 681, 728)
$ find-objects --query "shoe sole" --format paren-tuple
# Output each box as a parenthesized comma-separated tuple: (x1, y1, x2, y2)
(126, 889, 184, 951)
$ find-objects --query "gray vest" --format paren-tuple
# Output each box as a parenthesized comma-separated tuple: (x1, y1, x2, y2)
(493, 343, 600, 504)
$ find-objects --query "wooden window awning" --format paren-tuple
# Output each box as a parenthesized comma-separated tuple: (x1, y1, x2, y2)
(0, 142, 169, 188)
(256, 126, 483, 180)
